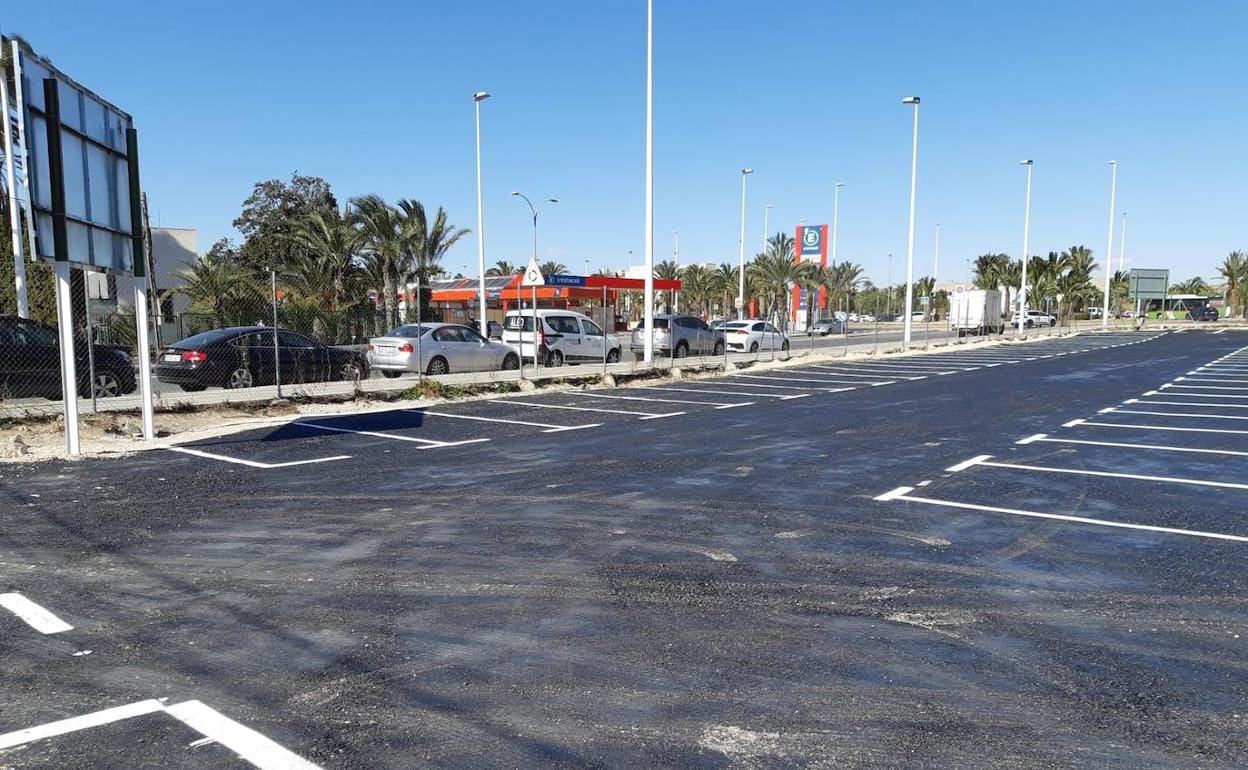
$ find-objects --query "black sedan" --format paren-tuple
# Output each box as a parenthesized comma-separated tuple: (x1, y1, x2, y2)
(0, 314, 137, 399)
(155, 327, 368, 392)
(1188, 306, 1220, 321)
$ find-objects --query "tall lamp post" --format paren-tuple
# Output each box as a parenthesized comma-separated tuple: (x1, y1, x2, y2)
(831, 184, 844, 265)
(672, 229, 679, 312)
(643, 0, 655, 362)
(901, 95, 921, 348)
(932, 222, 941, 320)
(762, 204, 774, 253)
(511, 192, 557, 265)
(1017, 160, 1034, 336)
(473, 91, 491, 334)
(1100, 161, 1118, 329)
(1118, 212, 1127, 274)
(737, 168, 754, 319)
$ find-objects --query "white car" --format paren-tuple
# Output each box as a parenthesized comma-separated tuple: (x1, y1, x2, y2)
(723, 320, 789, 353)
(368, 323, 519, 376)
(1024, 310, 1057, 327)
(502, 309, 622, 367)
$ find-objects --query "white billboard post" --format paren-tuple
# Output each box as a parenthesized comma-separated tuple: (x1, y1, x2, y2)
(1, 72, 29, 317)
(12, 38, 149, 452)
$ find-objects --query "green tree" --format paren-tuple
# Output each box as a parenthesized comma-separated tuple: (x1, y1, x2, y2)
(539, 261, 568, 277)
(487, 260, 519, 276)
(397, 199, 470, 321)
(232, 174, 336, 279)
(285, 204, 364, 340)
(353, 194, 406, 328)
(1218, 251, 1248, 318)
(1170, 276, 1212, 296)
(172, 245, 258, 328)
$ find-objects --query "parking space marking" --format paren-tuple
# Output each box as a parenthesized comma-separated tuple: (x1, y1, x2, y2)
(966, 456, 1248, 491)
(1076, 420, 1248, 435)
(572, 391, 753, 409)
(0, 699, 322, 769)
(293, 421, 491, 448)
(802, 367, 926, 380)
(166, 446, 353, 469)
(490, 399, 684, 420)
(1166, 383, 1248, 391)
(164, 700, 322, 770)
(732, 373, 893, 386)
(1134, 399, 1248, 409)
(648, 386, 808, 400)
(1154, 390, 1248, 400)
(408, 409, 600, 433)
(872, 487, 1248, 543)
(1182, 377, 1248, 384)
(0, 593, 73, 634)
(1015, 434, 1248, 457)
(1107, 408, 1248, 421)
(704, 380, 822, 391)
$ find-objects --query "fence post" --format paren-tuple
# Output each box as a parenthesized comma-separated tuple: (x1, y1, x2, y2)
(271, 270, 281, 400)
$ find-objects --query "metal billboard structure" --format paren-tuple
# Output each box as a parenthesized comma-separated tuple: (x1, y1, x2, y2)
(2, 35, 152, 452)
(1128, 268, 1169, 301)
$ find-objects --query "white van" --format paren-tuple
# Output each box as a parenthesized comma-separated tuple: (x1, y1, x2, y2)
(502, 309, 622, 367)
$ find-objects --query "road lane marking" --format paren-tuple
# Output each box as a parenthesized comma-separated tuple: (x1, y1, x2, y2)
(571, 391, 753, 409)
(0, 593, 73, 634)
(293, 422, 490, 448)
(975, 458, 1248, 490)
(408, 409, 599, 433)
(873, 487, 1248, 543)
(491, 400, 684, 420)
(166, 446, 352, 469)
(164, 700, 322, 770)
(1018, 434, 1248, 457)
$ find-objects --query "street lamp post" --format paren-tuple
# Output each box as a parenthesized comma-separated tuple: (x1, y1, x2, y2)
(737, 168, 754, 319)
(473, 91, 491, 335)
(887, 253, 894, 316)
(831, 184, 844, 265)
(1100, 161, 1118, 329)
(643, 0, 655, 362)
(763, 204, 774, 254)
(1118, 212, 1127, 274)
(901, 96, 921, 348)
(932, 222, 941, 321)
(512, 192, 556, 372)
(672, 229, 679, 312)
(1018, 160, 1034, 336)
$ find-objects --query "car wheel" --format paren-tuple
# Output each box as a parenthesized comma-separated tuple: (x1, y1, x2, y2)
(225, 368, 254, 389)
(674, 341, 689, 359)
(547, 350, 564, 367)
(713, 341, 725, 356)
(89, 371, 122, 398)
(179, 384, 208, 392)
(338, 360, 364, 382)
(427, 357, 450, 376)
(381, 371, 403, 379)
(749, 342, 759, 354)
(606, 348, 620, 364)
(502, 353, 520, 370)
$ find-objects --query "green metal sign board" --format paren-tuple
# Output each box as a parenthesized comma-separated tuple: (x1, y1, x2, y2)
(1129, 268, 1169, 301)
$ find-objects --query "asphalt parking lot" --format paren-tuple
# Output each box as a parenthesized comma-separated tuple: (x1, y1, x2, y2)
(2, 329, 1246, 768)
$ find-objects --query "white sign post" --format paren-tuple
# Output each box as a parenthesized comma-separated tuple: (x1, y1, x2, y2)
(521, 257, 545, 374)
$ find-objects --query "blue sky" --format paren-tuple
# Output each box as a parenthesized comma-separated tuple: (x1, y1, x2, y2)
(8, 0, 1247, 286)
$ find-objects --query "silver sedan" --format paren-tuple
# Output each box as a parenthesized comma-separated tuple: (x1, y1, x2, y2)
(367, 323, 521, 377)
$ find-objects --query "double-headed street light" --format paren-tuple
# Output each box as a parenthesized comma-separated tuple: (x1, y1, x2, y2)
(901, 96, 921, 348)
(510, 192, 558, 264)
(473, 91, 491, 335)
(737, 168, 754, 319)
(1018, 160, 1034, 336)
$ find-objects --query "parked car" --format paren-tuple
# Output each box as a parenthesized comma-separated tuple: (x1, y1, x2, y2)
(723, 320, 789, 353)
(0, 315, 137, 399)
(709, 319, 731, 331)
(155, 326, 368, 391)
(630, 314, 725, 359)
(1024, 310, 1057, 327)
(502, 309, 622, 367)
(466, 319, 504, 340)
(368, 323, 518, 376)
(808, 318, 847, 336)
(1188, 306, 1220, 321)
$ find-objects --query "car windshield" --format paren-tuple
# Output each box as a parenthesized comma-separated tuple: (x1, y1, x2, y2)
(724, 322, 749, 330)
(386, 325, 431, 338)
(634, 319, 669, 330)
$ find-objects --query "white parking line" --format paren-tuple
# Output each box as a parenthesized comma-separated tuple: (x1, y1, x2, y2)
(1165, 383, 1248, 391)
(802, 367, 926, 380)
(1107, 408, 1248, 421)
(1181, 377, 1248, 384)
(1133, 399, 1248, 409)
(1075, 420, 1248, 435)
(946, 455, 993, 472)
(0, 593, 73, 634)
(572, 391, 753, 409)
(873, 486, 1248, 543)
(0, 700, 167, 750)
(491, 399, 684, 420)
(700, 380, 820, 391)
(1015, 433, 1248, 457)
(409, 409, 600, 433)
(166, 446, 353, 469)
(165, 700, 322, 770)
(1153, 391, 1248, 400)
(972, 457, 1248, 490)
(733, 373, 893, 386)
(293, 421, 491, 448)
(649, 386, 807, 400)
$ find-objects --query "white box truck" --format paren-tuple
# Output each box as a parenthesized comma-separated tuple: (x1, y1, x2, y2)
(949, 288, 1004, 336)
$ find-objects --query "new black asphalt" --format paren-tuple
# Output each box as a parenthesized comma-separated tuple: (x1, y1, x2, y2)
(1, 330, 1245, 768)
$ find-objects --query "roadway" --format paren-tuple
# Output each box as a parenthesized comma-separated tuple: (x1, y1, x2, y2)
(1, 328, 1243, 767)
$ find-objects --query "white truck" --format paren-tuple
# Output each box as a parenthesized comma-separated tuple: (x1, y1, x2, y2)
(949, 288, 1004, 337)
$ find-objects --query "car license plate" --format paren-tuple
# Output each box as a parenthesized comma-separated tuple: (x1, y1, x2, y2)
(162, 353, 181, 363)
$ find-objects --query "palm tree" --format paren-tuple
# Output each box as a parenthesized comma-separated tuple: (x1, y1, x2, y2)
(678, 263, 714, 317)
(1171, 276, 1212, 296)
(913, 276, 936, 319)
(396, 199, 471, 322)
(539, 261, 567, 276)
(286, 204, 364, 330)
(353, 194, 406, 328)
(487, 260, 519, 276)
(1218, 251, 1248, 318)
(713, 262, 739, 319)
(654, 260, 680, 312)
(748, 233, 808, 329)
(172, 251, 255, 328)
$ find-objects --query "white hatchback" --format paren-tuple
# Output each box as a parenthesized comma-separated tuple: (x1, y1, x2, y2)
(723, 320, 789, 353)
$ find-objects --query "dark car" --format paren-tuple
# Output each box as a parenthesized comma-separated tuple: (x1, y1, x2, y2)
(0, 315, 137, 399)
(1188, 306, 1220, 322)
(155, 326, 368, 392)
(466, 319, 504, 340)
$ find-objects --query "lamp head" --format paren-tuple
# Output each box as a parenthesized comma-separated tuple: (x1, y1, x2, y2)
(474, 91, 491, 102)
(902, 96, 920, 105)
(835, 182, 845, 188)
(741, 168, 754, 175)
(1020, 159, 1033, 166)
(547, 198, 559, 204)
(1108, 160, 1117, 166)
(510, 191, 520, 196)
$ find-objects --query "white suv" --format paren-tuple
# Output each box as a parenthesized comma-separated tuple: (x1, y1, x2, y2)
(502, 309, 622, 367)
(1024, 310, 1057, 327)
